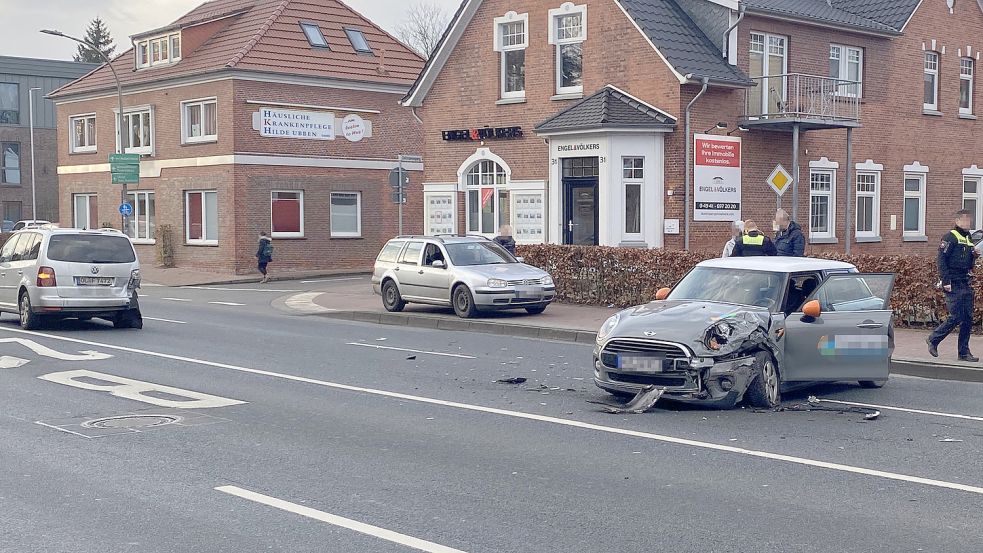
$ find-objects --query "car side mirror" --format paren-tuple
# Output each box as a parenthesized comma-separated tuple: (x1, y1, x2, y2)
(515, 256, 524, 263)
(432, 260, 446, 269)
(802, 299, 822, 319)
(655, 287, 671, 301)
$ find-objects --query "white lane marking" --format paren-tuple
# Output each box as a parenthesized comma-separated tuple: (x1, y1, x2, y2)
(300, 277, 365, 284)
(208, 301, 246, 306)
(4, 326, 983, 496)
(284, 292, 335, 314)
(35, 421, 94, 439)
(216, 486, 467, 553)
(162, 297, 192, 302)
(0, 356, 29, 369)
(0, 337, 112, 361)
(39, 369, 245, 409)
(346, 342, 476, 359)
(144, 317, 188, 325)
(183, 286, 301, 293)
(142, 283, 164, 287)
(817, 398, 983, 422)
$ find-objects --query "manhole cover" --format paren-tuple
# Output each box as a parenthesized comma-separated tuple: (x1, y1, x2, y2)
(82, 415, 181, 429)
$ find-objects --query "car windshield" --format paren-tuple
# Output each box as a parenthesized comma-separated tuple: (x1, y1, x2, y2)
(445, 242, 516, 266)
(668, 267, 785, 308)
(46, 235, 136, 264)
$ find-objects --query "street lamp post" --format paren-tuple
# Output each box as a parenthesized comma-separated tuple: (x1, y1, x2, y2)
(28, 87, 40, 222)
(41, 29, 127, 232)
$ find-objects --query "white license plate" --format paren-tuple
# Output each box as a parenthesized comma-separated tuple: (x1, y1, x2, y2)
(618, 355, 666, 372)
(77, 276, 114, 286)
(515, 286, 543, 299)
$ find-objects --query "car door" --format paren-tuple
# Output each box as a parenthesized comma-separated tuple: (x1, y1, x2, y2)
(395, 241, 425, 298)
(0, 234, 23, 308)
(782, 273, 895, 382)
(12, 233, 41, 292)
(415, 243, 453, 303)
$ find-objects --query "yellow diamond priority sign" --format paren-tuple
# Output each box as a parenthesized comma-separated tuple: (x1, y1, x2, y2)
(767, 164, 793, 196)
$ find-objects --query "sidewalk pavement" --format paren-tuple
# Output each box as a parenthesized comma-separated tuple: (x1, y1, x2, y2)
(140, 266, 366, 287)
(304, 281, 983, 383)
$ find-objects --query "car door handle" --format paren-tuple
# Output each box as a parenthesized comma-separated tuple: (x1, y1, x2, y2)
(856, 322, 884, 329)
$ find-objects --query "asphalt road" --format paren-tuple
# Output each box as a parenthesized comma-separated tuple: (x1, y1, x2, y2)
(2, 278, 982, 552)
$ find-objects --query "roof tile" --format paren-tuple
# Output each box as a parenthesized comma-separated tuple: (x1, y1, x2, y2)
(535, 85, 677, 133)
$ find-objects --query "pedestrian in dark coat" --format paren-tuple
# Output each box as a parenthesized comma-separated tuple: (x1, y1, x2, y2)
(493, 225, 517, 257)
(774, 209, 806, 257)
(928, 209, 979, 362)
(731, 220, 778, 257)
(256, 232, 273, 283)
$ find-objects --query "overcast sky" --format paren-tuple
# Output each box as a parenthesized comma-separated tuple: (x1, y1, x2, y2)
(0, 0, 460, 60)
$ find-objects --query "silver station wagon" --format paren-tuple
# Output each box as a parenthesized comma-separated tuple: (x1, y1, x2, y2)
(594, 257, 896, 409)
(372, 236, 555, 318)
(0, 228, 143, 329)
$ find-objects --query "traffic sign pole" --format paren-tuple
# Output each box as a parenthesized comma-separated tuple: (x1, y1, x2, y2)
(397, 156, 403, 236)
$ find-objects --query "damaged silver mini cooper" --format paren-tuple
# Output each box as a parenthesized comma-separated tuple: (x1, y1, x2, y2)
(593, 258, 895, 409)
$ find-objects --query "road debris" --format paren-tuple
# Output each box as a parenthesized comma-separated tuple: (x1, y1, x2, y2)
(778, 396, 881, 420)
(939, 438, 963, 443)
(496, 377, 527, 384)
(590, 386, 666, 414)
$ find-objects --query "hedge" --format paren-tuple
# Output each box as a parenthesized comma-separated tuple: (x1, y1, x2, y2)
(516, 244, 956, 327)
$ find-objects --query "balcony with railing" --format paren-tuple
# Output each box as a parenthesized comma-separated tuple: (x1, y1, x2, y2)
(741, 73, 862, 130)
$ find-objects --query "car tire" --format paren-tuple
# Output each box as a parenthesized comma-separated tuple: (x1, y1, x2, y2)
(525, 306, 547, 315)
(858, 380, 886, 389)
(382, 280, 406, 312)
(745, 351, 781, 408)
(113, 310, 143, 329)
(452, 285, 478, 319)
(18, 292, 42, 331)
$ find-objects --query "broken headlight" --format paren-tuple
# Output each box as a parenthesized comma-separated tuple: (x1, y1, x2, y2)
(597, 313, 621, 343)
(703, 320, 735, 351)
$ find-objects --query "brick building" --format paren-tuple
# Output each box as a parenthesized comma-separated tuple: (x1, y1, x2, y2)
(50, 0, 425, 274)
(0, 56, 97, 226)
(402, 0, 983, 255)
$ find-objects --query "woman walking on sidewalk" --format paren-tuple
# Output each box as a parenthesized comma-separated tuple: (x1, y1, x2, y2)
(256, 232, 274, 283)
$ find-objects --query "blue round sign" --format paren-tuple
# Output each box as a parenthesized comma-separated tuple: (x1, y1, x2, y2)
(119, 203, 133, 216)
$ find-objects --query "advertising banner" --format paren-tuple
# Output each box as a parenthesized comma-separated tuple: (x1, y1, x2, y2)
(694, 134, 742, 222)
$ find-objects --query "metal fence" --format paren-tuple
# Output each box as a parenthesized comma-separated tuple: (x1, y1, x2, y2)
(744, 73, 862, 122)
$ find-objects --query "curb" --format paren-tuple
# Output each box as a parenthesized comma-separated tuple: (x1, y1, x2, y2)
(145, 271, 371, 288)
(308, 309, 983, 384)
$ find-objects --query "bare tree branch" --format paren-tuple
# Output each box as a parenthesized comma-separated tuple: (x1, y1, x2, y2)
(396, 0, 451, 59)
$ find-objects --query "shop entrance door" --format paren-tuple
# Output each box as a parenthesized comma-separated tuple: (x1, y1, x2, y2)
(562, 157, 599, 245)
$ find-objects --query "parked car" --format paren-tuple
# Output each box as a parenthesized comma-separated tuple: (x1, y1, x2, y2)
(0, 228, 143, 329)
(372, 235, 555, 318)
(593, 257, 895, 409)
(11, 220, 52, 232)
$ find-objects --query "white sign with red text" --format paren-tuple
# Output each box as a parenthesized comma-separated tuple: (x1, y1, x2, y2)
(693, 134, 742, 222)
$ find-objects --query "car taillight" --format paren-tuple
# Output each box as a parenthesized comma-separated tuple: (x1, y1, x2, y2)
(37, 267, 57, 287)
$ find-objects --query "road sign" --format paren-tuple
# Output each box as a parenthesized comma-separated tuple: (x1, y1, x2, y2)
(399, 154, 423, 163)
(390, 191, 406, 204)
(767, 164, 793, 196)
(388, 167, 409, 189)
(112, 171, 140, 184)
(119, 203, 133, 216)
(109, 153, 140, 164)
(110, 153, 140, 184)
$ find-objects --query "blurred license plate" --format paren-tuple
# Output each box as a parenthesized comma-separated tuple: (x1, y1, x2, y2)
(77, 277, 114, 286)
(515, 286, 542, 299)
(618, 355, 666, 372)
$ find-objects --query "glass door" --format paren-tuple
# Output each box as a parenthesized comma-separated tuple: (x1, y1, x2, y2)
(749, 33, 787, 117)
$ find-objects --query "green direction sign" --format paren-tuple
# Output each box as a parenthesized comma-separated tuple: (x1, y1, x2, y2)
(109, 153, 140, 164)
(112, 172, 140, 184)
(110, 153, 140, 184)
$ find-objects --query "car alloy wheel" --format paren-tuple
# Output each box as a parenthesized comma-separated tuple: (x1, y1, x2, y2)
(762, 359, 780, 405)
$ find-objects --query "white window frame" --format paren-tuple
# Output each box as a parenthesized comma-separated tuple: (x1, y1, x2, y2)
(330, 192, 362, 238)
(127, 190, 156, 244)
(855, 165, 881, 239)
(464, 160, 508, 236)
(829, 44, 863, 97)
(185, 190, 218, 245)
(69, 113, 96, 153)
(749, 32, 788, 115)
(808, 168, 836, 240)
(622, 156, 644, 241)
(960, 57, 975, 115)
(924, 51, 940, 111)
(181, 97, 218, 144)
(903, 166, 928, 238)
(494, 11, 528, 100)
(114, 105, 154, 156)
(136, 33, 181, 68)
(72, 193, 97, 230)
(271, 190, 305, 238)
(548, 3, 587, 96)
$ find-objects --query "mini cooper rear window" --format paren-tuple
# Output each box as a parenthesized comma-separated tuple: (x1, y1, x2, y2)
(46, 235, 136, 264)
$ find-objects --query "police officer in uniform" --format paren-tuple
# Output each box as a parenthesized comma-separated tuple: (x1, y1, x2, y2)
(928, 209, 979, 362)
(731, 220, 777, 257)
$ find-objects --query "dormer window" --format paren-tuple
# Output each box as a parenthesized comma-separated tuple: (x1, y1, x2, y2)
(300, 23, 329, 48)
(345, 28, 372, 54)
(137, 32, 182, 68)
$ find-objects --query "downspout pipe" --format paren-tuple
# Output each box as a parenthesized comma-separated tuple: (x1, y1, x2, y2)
(684, 76, 710, 251)
(722, 2, 746, 59)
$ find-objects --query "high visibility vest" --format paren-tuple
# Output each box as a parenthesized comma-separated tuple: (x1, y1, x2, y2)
(743, 234, 765, 246)
(951, 229, 973, 246)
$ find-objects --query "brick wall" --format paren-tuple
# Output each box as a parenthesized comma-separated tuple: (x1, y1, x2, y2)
(0, 126, 58, 221)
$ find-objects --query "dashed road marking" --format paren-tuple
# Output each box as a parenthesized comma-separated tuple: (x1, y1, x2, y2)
(183, 286, 301, 293)
(162, 297, 192, 302)
(347, 342, 476, 359)
(208, 301, 246, 306)
(144, 317, 188, 325)
(300, 277, 365, 284)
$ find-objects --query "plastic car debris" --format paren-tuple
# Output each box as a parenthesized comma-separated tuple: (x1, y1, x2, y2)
(593, 385, 666, 414)
(496, 377, 527, 384)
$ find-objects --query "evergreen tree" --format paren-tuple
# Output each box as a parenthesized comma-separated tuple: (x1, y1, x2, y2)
(73, 17, 116, 63)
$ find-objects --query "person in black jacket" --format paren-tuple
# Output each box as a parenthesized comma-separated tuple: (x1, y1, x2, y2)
(256, 232, 273, 283)
(774, 209, 805, 257)
(928, 209, 979, 362)
(731, 220, 777, 257)
(493, 225, 517, 256)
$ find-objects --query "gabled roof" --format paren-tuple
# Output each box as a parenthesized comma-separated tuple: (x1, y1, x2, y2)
(742, 0, 910, 35)
(49, 0, 425, 99)
(535, 85, 677, 134)
(402, 0, 752, 107)
(828, 0, 923, 31)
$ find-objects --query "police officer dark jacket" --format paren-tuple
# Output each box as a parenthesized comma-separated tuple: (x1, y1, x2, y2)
(731, 230, 778, 257)
(939, 226, 976, 286)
